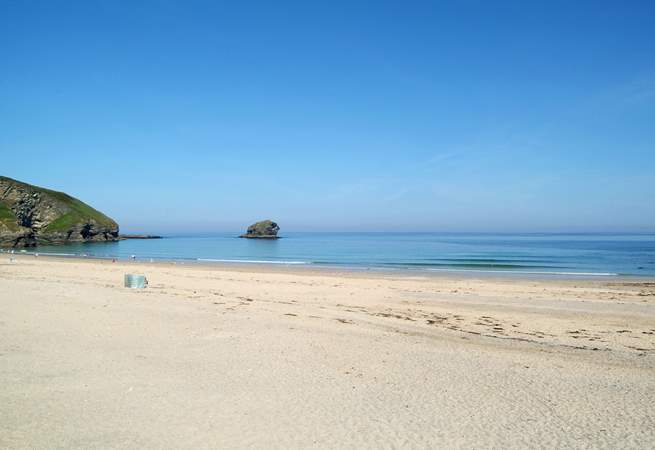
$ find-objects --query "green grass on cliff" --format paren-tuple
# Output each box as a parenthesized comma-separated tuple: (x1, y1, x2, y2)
(43, 192, 116, 232)
(0, 203, 14, 220)
(0, 202, 19, 231)
(44, 213, 79, 232)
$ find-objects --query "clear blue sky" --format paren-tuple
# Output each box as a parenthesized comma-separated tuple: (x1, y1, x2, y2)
(1, 1, 654, 233)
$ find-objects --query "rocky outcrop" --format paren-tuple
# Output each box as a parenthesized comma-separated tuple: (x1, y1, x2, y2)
(0, 176, 119, 247)
(239, 220, 280, 239)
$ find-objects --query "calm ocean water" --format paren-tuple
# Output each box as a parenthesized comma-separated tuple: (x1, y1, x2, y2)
(6, 232, 655, 277)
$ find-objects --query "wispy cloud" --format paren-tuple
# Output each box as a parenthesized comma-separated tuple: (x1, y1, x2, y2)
(612, 77, 655, 106)
(585, 74, 655, 113)
(424, 151, 461, 166)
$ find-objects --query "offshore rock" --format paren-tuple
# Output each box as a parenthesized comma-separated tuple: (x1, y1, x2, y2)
(239, 220, 280, 239)
(0, 176, 119, 247)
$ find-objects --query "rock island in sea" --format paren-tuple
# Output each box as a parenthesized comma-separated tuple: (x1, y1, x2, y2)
(239, 220, 280, 239)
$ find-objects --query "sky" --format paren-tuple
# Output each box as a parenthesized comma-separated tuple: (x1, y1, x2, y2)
(1, 0, 654, 233)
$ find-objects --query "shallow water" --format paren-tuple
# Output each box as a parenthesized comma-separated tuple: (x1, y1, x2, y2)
(7, 232, 655, 276)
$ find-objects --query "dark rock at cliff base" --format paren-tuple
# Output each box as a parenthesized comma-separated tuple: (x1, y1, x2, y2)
(0, 176, 119, 247)
(239, 220, 280, 239)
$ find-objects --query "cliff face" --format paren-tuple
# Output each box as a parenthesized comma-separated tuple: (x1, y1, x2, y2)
(0, 176, 119, 247)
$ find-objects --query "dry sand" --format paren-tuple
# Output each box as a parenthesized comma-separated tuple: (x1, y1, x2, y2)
(1, 255, 654, 449)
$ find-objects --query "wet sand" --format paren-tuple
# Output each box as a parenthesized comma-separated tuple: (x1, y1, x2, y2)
(1, 256, 654, 448)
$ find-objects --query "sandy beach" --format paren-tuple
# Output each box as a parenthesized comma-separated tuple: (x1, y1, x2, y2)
(1, 256, 654, 449)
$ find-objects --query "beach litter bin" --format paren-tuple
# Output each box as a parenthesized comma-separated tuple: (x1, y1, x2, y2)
(124, 274, 148, 289)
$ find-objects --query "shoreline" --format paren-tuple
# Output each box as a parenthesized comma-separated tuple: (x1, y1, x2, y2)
(3, 250, 654, 282)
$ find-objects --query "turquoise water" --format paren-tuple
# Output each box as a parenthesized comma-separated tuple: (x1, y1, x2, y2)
(7, 233, 655, 277)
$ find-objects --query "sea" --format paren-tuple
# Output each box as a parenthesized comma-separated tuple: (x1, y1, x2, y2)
(5, 232, 655, 277)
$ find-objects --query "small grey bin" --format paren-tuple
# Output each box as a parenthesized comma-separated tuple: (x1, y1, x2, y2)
(124, 274, 148, 288)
